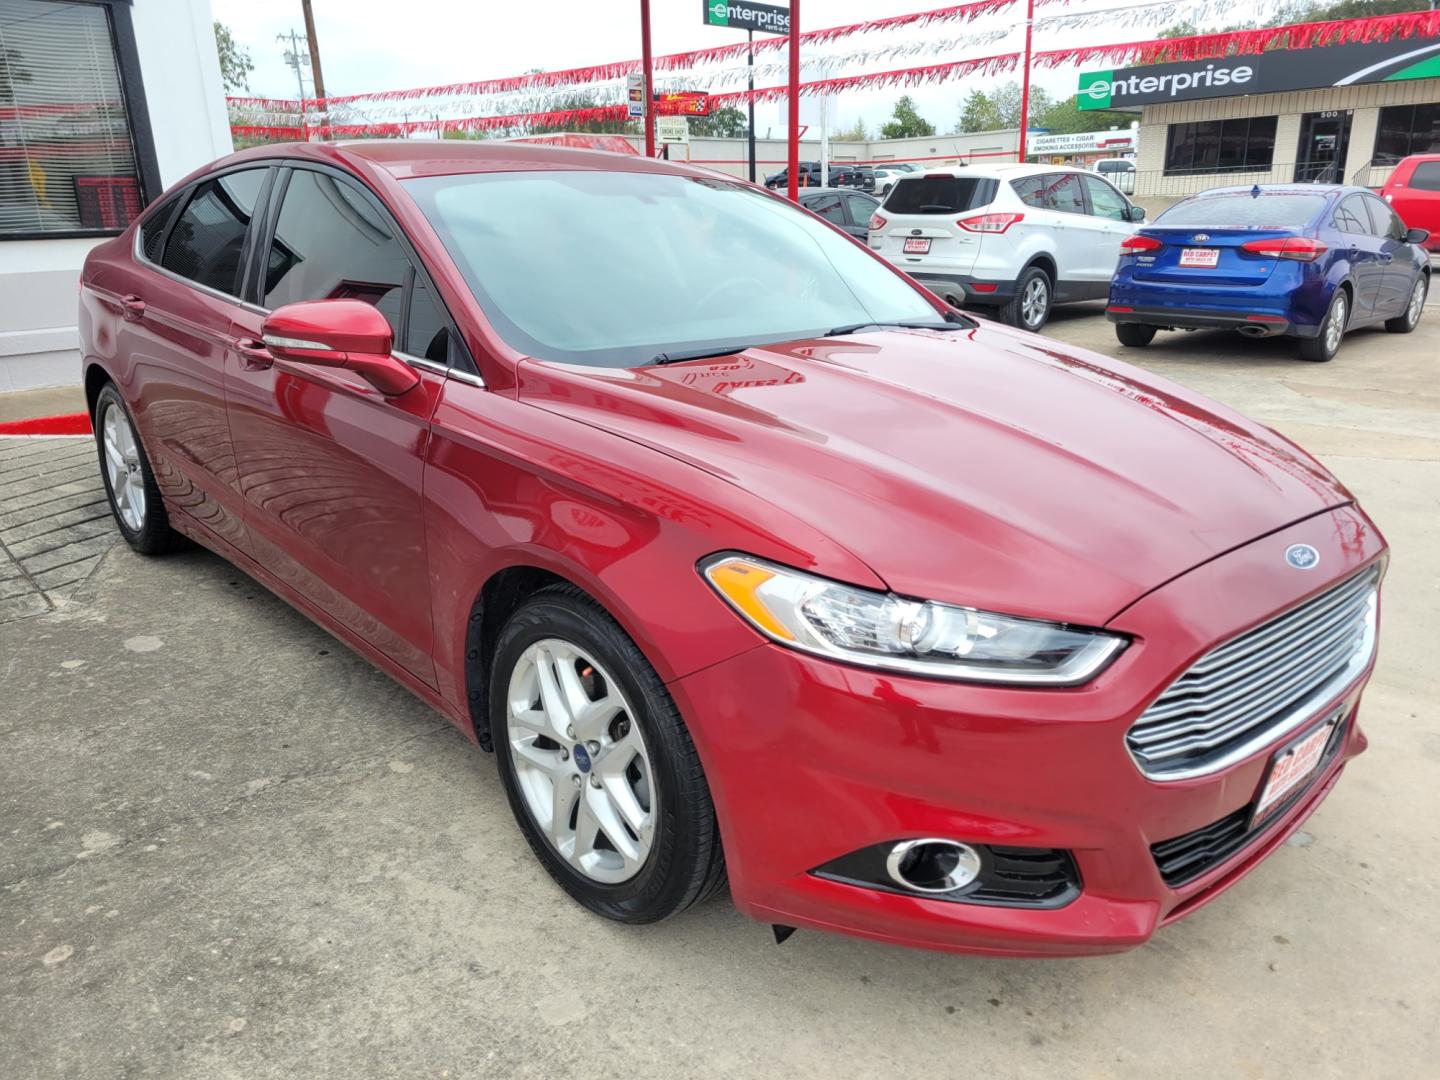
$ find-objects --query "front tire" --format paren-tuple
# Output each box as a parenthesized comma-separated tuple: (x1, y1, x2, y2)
(1298, 288, 1349, 363)
(93, 383, 187, 555)
(490, 585, 726, 924)
(1115, 323, 1157, 347)
(999, 265, 1053, 332)
(1385, 275, 1427, 333)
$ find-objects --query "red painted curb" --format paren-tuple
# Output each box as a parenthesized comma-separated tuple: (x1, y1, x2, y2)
(0, 412, 92, 436)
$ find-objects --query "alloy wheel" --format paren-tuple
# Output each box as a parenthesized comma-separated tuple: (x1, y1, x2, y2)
(1407, 278, 1426, 326)
(505, 639, 655, 884)
(102, 401, 146, 532)
(1021, 275, 1049, 328)
(1325, 293, 1347, 354)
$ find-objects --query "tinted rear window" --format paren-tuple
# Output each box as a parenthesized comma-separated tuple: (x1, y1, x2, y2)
(1156, 192, 1328, 229)
(1411, 161, 1440, 191)
(1098, 161, 1133, 173)
(884, 176, 997, 214)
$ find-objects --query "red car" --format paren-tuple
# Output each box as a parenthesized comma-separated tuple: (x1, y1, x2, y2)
(1381, 154, 1440, 252)
(79, 142, 1387, 956)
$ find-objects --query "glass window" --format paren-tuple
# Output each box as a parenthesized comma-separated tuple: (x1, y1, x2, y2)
(140, 195, 181, 263)
(805, 193, 846, 225)
(843, 193, 877, 224)
(1361, 194, 1405, 241)
(1046, 173, 1086, 215)
(884, 176, 997, 214)
(160, 170, 267, 295)
(0, 0, 146, 236)
(1010, 175, 1049, 207)
(1333, 195, 1370, 235)
(1081, 176, 1129, 221)
(264, 169, 411, 336)
(405, 277, 449, 363)
(1412, 161, 1440, 192)
(1156, 191, 1328, 229)
(407, 170, 942, 369)
(1374, 103, 1440, 165)
(1165, 117, 1277, 175)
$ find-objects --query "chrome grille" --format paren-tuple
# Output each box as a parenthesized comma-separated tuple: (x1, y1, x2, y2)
(1128, 567, 1379, 780)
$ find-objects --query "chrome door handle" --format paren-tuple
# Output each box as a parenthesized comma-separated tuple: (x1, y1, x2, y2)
(234, 338, 273, 369)
(121, 294, 146, 321)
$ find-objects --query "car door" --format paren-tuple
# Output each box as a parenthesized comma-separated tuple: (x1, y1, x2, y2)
(112, 165, 274, 552)
(1078, 174, 1139, 293)
(1033, 173, 1092, 293)
(1332, 195, 1383, 318)
(842, 192, 879, 240)
(224, 164, 452, 686)
(1361, 193, 1417, 316)
(803, 191, 851, 236)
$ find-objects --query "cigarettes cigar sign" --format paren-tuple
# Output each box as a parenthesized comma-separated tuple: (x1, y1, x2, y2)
(1078, 36, 1440, 110)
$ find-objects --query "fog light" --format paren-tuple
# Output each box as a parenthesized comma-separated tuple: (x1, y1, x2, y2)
(885, 838, 982, 894)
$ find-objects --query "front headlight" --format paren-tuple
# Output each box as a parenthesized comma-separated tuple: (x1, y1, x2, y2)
(701, 554, 1126, 685)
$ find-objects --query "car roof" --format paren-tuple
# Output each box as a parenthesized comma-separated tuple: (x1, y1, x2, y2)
(910, 163, 1085, 180)
(799, 186, 876, 196)
(1186, 184, 1353, 198)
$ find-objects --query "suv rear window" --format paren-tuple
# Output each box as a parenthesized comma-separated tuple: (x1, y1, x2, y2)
(1156, 192, 1327, 228)
(884, 176, 997, 214)
(1411, 161, 1440, 191)
(1097, 161, 1133, 173)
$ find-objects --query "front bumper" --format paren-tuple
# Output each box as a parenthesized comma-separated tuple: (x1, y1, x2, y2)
(672, 506, 1385, 956)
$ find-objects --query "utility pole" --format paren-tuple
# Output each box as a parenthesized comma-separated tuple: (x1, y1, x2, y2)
(301, 0, 327, 118)
(277, 28, 311, 140)
(747, 30, 756, 183)
(1017, 0, 1035, 163)
(640, 0, 655, 157)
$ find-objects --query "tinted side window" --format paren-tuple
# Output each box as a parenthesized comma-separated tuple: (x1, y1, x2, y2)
(1362, 195, 1405, 241)
(1411, 161, 1440, 191)
(1334, 195, 1369, 235)
(406, 278, 449, 363)
(1010, 175, 1049, 208)
(806, 193, 846, 225)
(160, 169, 267, 295)
(843, 193, 877, 223)
(140, 195, 181, 263)
(263, 169, 410, 335)
(1081, 175, 1128, 221)
(1046, 174, 1086, 215)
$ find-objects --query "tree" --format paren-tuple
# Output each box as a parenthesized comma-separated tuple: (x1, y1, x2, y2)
(688, 105, 747, 138)
(955, 82, 1058, 133)
(531, 90, 631, 135)
(956, 89, 1000, 133)
(879, 95, 935, 139)
(213, 21, 253, 93)
(835, 117, 870, 141)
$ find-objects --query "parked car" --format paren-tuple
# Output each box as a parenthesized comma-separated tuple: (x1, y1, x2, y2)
(766, 162, 872, 192)
(1380, 153, 1440, 253)
(849, 165, 877, 193)
(1092, 157, 1137, 195)
(1109, 184, 1430, 361)
(872, 163, 918, 197)
(871, 164, 1145, 330)
(80, 141, 1386, 956)
(798, 186, 881, 240)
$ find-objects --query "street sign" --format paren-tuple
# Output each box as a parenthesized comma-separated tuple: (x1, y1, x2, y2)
(658, 115, 690, 145)
(626, 73, 645, 118)
(702, 0, 789, 36)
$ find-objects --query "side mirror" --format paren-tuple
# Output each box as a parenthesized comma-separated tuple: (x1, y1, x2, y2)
(1405, 226, 1430, 246)
(1129, 205, 1148, 222)
(261, 299, 418, 396)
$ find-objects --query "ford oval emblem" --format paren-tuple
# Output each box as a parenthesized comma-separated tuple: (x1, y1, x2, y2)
(572, 742, 592, 772)
(1285, 544, 1320, 570)
(1193, 233, 1210, 242)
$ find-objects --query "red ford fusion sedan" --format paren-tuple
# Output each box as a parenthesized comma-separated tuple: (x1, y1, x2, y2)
(79, 142, 1386, 956)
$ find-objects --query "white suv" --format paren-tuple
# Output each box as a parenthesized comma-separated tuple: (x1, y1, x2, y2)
(869, 164, 1145, 331)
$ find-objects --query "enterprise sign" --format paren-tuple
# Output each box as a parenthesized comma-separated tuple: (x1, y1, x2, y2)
(702, 1, 790, 36)
(1078, 36, 1440, 110)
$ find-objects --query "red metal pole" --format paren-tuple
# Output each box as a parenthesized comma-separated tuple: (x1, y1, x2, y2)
(1017, 0, 1035, 163)
(641, 0, 656, 157)
(787, 0, 800, 201)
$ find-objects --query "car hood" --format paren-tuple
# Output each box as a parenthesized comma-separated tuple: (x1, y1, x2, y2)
(518, 323, 1351, 626)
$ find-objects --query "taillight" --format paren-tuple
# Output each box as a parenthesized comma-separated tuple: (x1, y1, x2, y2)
(869, 213, 888, 231)
(1120, 234, 1163, 254)
(957, 212, 1023, 234)
(1239, 236, 1328, 262)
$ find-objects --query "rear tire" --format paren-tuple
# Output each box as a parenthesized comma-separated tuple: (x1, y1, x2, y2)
(999, 265, 1053, 332)
(1298, 289, 1348, 363)
(490, 585, 727, 924)
(1385, 275, 1427, 333)
(93, 383, 188, 555)
(1115, 323, 1157, 347)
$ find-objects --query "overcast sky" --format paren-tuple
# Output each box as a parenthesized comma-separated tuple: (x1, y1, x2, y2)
(211, 0, 1269, 133)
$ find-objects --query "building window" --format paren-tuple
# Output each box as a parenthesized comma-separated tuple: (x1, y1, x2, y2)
(1374, 103, 1440, 165)
(1164, 116, 1278, 175)
(0, 0, 144, 237)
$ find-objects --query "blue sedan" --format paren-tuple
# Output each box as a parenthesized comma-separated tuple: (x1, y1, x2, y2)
(1107, 184, 1431, 361)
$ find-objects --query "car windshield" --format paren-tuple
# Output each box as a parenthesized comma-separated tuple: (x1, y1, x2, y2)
(1156, 192, 1328, 229)
(406, 170, 939, 367)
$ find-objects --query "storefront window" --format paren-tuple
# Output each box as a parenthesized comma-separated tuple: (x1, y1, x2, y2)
(1164, 117, 1278, 176)
(0, 0, 143, 237)
(1373, 103, 1440, 165)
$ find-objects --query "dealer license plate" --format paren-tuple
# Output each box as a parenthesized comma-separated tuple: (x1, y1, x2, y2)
(1252, 714, 1340, 826)
(903, 237, 931, 254)
(1179, 247, 1220, 268)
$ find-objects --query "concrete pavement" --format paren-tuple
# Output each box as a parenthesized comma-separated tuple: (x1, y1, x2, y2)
(1, 309, 1436, 1079)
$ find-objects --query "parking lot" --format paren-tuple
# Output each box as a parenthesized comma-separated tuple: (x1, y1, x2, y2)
(2, 302, 1436, 1079)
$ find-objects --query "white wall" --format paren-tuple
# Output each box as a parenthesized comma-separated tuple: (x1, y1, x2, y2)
(0, 0, 233, 393)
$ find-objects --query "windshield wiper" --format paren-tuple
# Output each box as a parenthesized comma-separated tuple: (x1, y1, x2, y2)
(823, 316, 966, 337)
(651, 344, 752, 365)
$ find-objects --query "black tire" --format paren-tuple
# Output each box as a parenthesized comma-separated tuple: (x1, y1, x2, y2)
(1297, 288, 1349, 362)
(1385, 274, 1427, 333)
(1115, 323, 1157, 347)
(92, 383, 188, 555)
(998, 264, 1053, 332)
(490, 584, 727, 924)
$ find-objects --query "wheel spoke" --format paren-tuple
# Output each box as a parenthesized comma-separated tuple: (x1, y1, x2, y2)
(601, 773, 651, 841)
(586, 785, 642, 864)
(570, 794, 601, 868)
(548, 777, 579, 843)
(573, 693, 622, 740)
(511, 738, 566, 780)
(532, 646, 573, 730)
